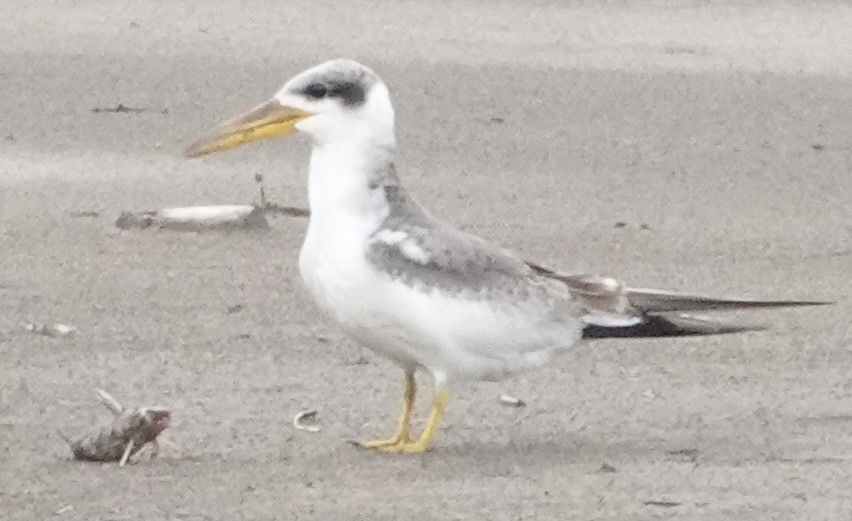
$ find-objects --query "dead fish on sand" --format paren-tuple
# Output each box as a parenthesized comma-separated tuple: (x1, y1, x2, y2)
(59, 389, 170, 466)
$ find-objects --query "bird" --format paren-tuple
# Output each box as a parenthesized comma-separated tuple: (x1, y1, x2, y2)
(184, 59, 831, 453)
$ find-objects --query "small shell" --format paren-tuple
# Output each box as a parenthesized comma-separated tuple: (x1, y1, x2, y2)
(642, 389, 659, 401)
(293, 409, 321, 433)
(499, 394, 526, 408)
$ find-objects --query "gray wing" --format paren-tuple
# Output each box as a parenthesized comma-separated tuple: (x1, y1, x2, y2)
(368, 185, 830, 340)
(366, 218, 586, 362)
(367, 180, 547, 297)
(367, 220, 553, 298)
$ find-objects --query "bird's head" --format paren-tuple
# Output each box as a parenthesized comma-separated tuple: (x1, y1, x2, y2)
(184, 59, 395, 158)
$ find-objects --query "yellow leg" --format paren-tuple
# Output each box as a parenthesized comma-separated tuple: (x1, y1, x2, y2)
(359, 372, 416, 449)
(377, 386, 449, 454)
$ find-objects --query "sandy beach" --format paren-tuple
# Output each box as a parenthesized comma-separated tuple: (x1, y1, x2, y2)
(1, 1, 851, 519)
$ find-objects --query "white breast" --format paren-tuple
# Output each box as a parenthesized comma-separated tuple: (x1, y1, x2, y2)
(295, 139, 583, 383)
(300, 220, 583, 381)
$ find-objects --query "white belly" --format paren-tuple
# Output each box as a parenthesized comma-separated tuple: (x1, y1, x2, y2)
(298, 225, 583, 382)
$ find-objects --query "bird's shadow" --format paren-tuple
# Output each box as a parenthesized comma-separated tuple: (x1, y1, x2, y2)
(350, 434, 661, 477)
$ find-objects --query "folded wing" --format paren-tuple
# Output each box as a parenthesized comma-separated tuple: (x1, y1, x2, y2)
(526, 263, 832, 340)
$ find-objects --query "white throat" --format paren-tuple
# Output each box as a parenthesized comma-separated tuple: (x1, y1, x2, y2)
(306, 132, 395, 230)
(300, 81, 397, 231)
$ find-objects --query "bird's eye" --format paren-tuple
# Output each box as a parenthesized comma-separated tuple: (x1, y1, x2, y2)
(304, 83, 328, 99)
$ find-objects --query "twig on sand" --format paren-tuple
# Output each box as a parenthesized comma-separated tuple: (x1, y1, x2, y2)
(261, 203, 310, 217)
(254, 172, 310, 217)
(113, 174, 308, 233)
(643, 500, 682, 508)
(115, 205, 269, 231)
(91, 104, 168, 115)
(59, 389, 170, 466)
(115, 203, 308, 232)
(68, 210, 100, 218)
(255, 173, 268, 208)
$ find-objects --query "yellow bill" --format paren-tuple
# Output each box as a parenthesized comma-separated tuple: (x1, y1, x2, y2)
(184, 99, 313, 158)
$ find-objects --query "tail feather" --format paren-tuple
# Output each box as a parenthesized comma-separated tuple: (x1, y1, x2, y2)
(583, 314, 764, 340)
(526, 265, 834, 340)
(624, 288, 833, 313)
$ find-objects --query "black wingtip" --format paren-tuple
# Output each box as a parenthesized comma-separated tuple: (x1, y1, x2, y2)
(582, 314, 766, 340)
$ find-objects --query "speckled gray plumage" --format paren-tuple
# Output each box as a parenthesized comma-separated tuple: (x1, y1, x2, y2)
(364, 159, 570, 308)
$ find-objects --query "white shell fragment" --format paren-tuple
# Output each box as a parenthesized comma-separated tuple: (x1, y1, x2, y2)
(499, 394, 526, 408)
(24, 323, 77, 338)
(293, 409, 321, 433)
(115, 205, 268, 231)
